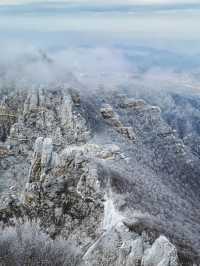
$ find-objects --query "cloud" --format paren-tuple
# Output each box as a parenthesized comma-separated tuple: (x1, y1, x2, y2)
(0, 39, 198, 92)
(0, 0, 200, 90)
(1, 0, 200, 6)
(0, 41, 134, 90)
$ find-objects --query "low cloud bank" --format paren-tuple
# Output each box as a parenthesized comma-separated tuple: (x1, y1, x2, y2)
(0, 40, 200, 98)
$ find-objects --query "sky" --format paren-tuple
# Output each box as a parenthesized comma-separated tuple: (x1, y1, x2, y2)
(0, 0, 200, 92)
(0, 0, 200, 4)
(0, 0, 199, 55)
(0, 1, 199, 40)
(0, 0, 200, 84)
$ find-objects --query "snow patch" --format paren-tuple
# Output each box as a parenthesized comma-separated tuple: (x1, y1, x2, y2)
(103, 196, 123, 230)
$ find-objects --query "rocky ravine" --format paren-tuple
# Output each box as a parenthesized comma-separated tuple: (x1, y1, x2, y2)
(0, 85, 200, 265)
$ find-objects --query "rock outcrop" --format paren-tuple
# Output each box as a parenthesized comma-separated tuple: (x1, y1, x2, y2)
(100, 104, 136, 140)
(142, 236, 178, 266)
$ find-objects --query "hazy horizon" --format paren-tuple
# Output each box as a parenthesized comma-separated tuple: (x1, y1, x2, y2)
(0, 1, 200, 53)
(1, 0, 200, 91)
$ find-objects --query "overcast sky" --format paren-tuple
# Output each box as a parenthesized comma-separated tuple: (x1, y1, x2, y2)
(0, 0, 200, 87)
(0, 0, 200, 5)
(0, 0, 199, 55)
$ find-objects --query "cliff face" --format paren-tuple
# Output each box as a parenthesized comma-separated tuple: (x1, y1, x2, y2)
(0, 86, 200, 265)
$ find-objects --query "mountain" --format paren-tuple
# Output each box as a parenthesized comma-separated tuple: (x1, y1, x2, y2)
(0, 84, 200, 265)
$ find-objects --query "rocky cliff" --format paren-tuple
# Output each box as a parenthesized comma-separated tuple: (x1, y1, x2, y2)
(0, 85, 200, 265)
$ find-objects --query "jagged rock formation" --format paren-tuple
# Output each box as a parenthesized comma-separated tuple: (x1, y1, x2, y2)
(100, 103, 136, 140)
(0, 85, 200, 265)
